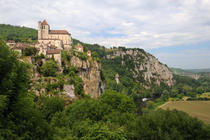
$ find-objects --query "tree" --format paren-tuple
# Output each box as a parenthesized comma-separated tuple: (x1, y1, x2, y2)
(41, 60, 58, 77)
(23, 47, 37, 56)
(38, 96, 65, 122)
(0, 40, 52, 139)
(135, 109, 210, 140)
(100, 90, 136, 113)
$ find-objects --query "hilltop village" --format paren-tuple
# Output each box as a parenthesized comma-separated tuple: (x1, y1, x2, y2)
(5, 20, 101, 99)
(6, 20, 91, 65)
(4, 21, 176, 99)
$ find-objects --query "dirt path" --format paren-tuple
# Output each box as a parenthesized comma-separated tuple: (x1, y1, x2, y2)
(157, 101, 170, 109)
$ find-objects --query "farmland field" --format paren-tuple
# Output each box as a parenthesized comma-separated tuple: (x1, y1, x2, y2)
(200, 92, 210, 98)
(160, 101, 210, 124)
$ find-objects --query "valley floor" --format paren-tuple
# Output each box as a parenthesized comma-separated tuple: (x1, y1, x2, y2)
(159, 101, 210, 124)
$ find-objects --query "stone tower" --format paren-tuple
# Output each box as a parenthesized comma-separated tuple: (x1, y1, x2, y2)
(37, 19, 72, 50)
(38, 19, 50, 39)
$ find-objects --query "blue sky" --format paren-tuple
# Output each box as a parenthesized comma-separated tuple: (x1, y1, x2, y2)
(0, 0, 210, 69)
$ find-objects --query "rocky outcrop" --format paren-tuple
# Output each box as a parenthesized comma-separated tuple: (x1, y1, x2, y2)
(70, 56, 105, 98)
(63, 85, 75, 98)
(106, 48, 174, 86)
(115, 73, 120, 84)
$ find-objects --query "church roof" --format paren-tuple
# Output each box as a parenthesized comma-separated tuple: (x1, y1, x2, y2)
(7, 40, 15, 43)
(49, 30, 70, 35)
(46, 49, 61, 55)
(42, 19, 48, 25)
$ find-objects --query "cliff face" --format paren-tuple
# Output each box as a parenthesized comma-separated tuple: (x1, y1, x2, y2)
(70, 56, 105, 98)
(30, 47, 173, 99)
(105, 48, 174, 87)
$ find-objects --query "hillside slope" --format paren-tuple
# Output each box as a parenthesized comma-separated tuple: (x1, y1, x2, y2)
(0, 24, 37, 42)
(1, 24, 174, 98)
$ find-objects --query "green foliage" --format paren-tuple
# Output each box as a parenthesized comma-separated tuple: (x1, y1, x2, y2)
(66, 67, 84, 96)
(23, 47, 37, 56)
(0, 24, 37, 43)
(62, 91, 136, 139)
(71, 120, 127, 140)
(72, 38, 106, 58)
(41, 60, 58, 77)
(101, 57, 135, 94)
(78, 52, 88, 61)
(135, 109, 210, 140)
(0, 40, 52, 140)
(38, 96, 65, 122)
(100, 90, 136, 113)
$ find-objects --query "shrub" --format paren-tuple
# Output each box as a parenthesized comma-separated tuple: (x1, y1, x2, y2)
(23, 47, 37, 56)
(41, 60, 58, 77)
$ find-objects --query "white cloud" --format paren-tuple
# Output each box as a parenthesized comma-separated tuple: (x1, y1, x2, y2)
(0, 0, 210, 68)
(0, 0, 210, 49)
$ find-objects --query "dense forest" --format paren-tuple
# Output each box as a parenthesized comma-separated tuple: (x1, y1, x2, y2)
(1, 39, 210, 139)
(0, 24, 37, 43)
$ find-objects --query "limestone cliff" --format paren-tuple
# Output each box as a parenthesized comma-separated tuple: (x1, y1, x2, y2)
(70, 56, 105, 98)
(105, 48, 174, 87)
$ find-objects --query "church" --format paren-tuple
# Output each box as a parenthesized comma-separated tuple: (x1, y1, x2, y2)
(38, 19, 72, 50)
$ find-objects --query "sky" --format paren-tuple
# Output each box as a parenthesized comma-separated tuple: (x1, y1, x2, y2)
(0, 0, 210, 69)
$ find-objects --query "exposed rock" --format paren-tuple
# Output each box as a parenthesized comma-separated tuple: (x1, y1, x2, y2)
(115, 73, 120, 84)
(63, 85, 76, 98)
(70, 56, 105, 98)
(105, 49, 174, 87)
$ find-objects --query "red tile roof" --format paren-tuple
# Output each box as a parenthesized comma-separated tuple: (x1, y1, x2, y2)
(48, 45, 57, 49)
(42, 19, 48, 25)
(7, 40, 15, 43)
(39, 38, 60, 41)
(46, 49, 61, 55)
(49, 30, 70, 35)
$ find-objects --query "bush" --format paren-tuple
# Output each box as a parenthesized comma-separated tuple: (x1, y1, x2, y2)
(135, 109, 210, 140)
(78, 52, 87, 60)
(23, 47, 37, 56)
(41, 60, 58, 77)
(39, 96, 65, 122)
(68, 70, 84, 95)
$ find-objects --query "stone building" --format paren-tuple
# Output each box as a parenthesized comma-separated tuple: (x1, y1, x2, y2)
(6, 40, 16, 48)
(38, 20, 72, 50)
(46, 49, 62, 65)
(74, 43, 84, 52)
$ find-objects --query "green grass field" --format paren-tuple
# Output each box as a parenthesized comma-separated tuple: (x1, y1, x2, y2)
(160, 101, 210, 124)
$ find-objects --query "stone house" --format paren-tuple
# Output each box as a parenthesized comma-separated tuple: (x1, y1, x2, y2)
(12, 45, 23, 54)
(12, 43, 29, 54)
(6, 40, 16, 48)
(46, 49, 62, 65)
(74, 43, 84, 52)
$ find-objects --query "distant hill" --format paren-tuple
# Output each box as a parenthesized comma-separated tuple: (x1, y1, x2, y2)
(170, 67, 195, 76)
(170, 67, 210, 80)
(0, 24, 37, 43)
(170, 67, 210, 74)
(186, 68, 210, 73)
